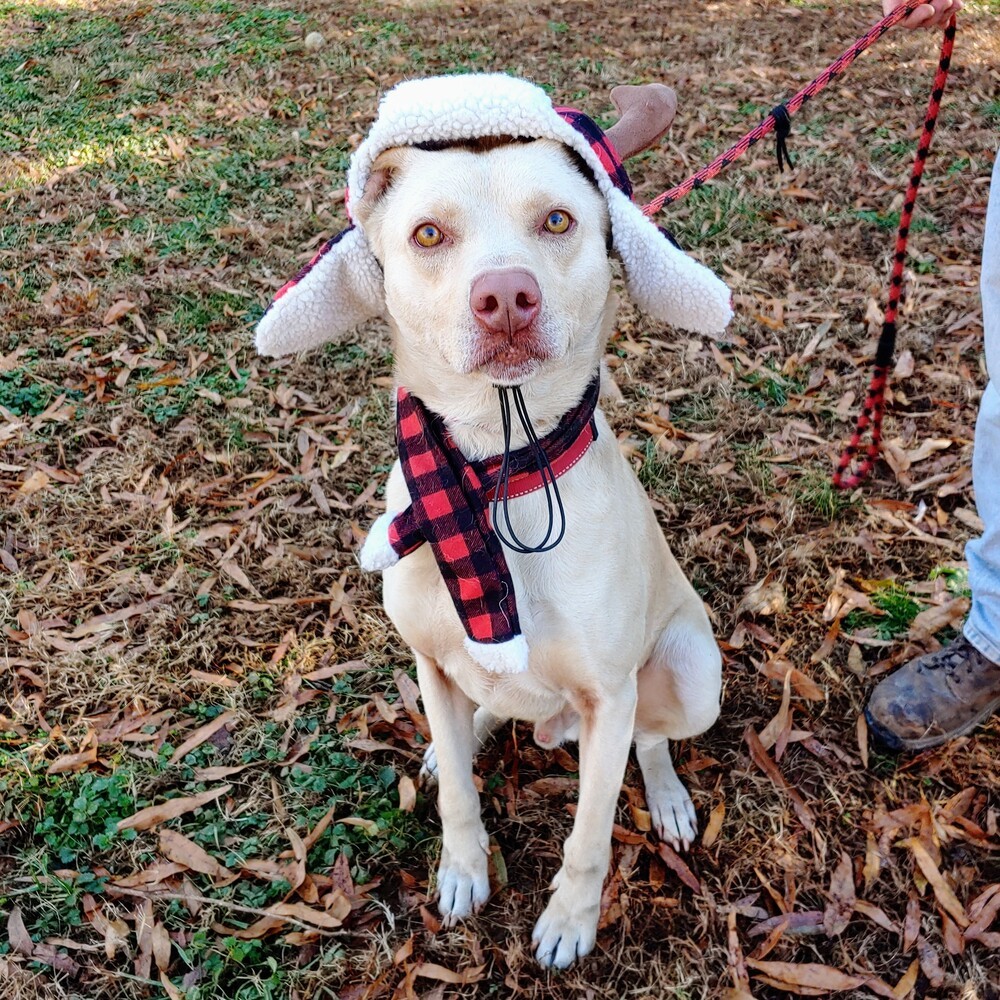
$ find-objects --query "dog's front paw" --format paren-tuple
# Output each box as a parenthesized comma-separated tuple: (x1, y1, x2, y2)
(358, 512, 399, 572)
(532, 884, 599, 969)
(436, 833, 490, 926)
(647, 779, 698, 852)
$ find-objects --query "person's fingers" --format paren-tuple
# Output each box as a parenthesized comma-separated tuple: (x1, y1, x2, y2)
(901, 4, 936, 29)
(887, 0, 959, 29)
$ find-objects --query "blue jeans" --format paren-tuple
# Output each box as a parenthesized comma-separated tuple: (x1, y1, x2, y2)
(964, 152, 1000, 662)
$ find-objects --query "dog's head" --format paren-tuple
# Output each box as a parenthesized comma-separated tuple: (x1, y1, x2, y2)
(353, 137, 613, 388)
(255, 75, 733, 397)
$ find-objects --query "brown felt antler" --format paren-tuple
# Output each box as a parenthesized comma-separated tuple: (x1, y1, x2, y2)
(605, 83, 677, 160)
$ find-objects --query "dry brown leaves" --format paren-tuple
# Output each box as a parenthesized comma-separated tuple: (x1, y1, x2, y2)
(3, 0, 999, 996)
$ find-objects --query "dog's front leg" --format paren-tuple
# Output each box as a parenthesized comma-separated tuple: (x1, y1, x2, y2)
(532, 680, 637, 968)
(414, 650, 490, 924)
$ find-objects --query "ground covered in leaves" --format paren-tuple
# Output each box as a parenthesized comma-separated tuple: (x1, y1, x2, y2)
(2, 0, 999, 997)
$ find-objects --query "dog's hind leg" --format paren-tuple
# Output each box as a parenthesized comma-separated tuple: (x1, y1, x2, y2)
(415, 651, 491, 925)
(420, 706, 507, 785)
(635, 734, 697, 851)
(635, 600, 722, 851)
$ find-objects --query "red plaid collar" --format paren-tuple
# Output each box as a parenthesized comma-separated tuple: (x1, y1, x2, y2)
(387, 377, 600, 649)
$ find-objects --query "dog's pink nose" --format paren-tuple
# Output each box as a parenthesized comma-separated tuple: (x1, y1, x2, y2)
(470, 270, 541, 336)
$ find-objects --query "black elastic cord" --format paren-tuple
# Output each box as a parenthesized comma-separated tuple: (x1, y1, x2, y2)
(491, 386, 567, 554)
(772, 103, 794, 172)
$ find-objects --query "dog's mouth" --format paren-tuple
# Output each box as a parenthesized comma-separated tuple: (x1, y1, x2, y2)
(469, 336, 553, 385)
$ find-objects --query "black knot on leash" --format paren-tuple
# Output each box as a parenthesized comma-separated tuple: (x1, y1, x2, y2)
(771, 103, 794, 172)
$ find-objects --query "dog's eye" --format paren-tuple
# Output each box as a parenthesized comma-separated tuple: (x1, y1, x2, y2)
(543, 210, 573, 234)
(413, 223, 444, 248)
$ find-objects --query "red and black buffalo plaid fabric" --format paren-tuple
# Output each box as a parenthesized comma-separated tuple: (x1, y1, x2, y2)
(555, 107, 632, 200)
(387, 377, 600, 649)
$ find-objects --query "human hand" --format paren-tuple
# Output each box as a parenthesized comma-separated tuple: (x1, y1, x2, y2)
(882, 0, 962, 29)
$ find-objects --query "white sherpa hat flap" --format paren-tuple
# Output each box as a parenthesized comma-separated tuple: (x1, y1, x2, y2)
(255, 73, 732, 357)
(255, 226, 384, 357)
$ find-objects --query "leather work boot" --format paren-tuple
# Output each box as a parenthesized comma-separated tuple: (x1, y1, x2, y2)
(865, 636, 1000, 751)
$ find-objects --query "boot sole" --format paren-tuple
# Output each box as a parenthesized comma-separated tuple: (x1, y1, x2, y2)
(865, 695, 1000, 753)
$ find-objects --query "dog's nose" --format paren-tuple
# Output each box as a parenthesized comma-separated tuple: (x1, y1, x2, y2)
(470, 270, 541, 336)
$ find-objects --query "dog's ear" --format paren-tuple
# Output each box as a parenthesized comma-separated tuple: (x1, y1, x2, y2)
(352, 147, 409, 230)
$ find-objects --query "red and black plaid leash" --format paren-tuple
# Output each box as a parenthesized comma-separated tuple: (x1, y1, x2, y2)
(639, 3, 957, 488)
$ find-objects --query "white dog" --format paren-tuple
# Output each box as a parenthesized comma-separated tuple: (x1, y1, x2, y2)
(256, 74, 732, 969)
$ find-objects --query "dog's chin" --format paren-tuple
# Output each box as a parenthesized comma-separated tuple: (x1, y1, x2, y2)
(467, 340, 553, 387)
(483, 357, 544, 386)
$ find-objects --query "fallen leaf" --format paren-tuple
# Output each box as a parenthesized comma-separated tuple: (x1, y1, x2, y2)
(853, 899, 898, 934)
(303, 806, 337, 851)
(903, 892, 921, 952)
(269, 900, 348, 929)
(892, 957, 919, 999)
(656, 842, 703, 894)
(285, 827, 307, 891)
(746, 959, 863, 992)
(17, 469, 50, 496)
(748, 911, 825, 938)
(398, 774, 417, 813)
(727, 909, 752, 993)
(861, 832, 882, 892)
(47, 744, 98, 775)
(916, 935, 944, 987)
(7, 907, 33, 956)
(965, 883, 1000, 941)
(152, 922, 171, 972)
(159, 829, 234, 881)
(118, 784, 232, 832)
(737, 578, 787, 617)
(745, 726, 815, 833)
(103, 299, 137, 326)
(702, 800, 725, 849)
(823, 853, 856, 936)
(159, 972, 184, 1000)
(168, 711, 236, 765)
(413, 962, 487, 984)
(900, 838, 969, 928)
(941, 912, 965, 955)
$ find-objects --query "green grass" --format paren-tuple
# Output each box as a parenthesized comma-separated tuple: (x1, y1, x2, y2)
(844, 581, 923, 639)
(851, 208, 942, 234)
(737, 359, 805, 410)
(0, 678, 431, 995)
(637, 437, 679, 496)
(733, 441, 774, 494)
(669, 185, 770, 249)
(795, 467, 862, 521)
(930, 564, 972, 599)
(0, 360, 85, 417)
(669, 394, 718, 429)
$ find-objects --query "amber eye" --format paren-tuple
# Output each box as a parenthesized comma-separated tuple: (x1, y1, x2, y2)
(413, 223, 444, 248)
(543, 210, 572, 234)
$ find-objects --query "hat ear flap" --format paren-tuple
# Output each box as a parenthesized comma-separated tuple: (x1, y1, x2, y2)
(254, 226, 385, 357)
(607, 190, 733, 336)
